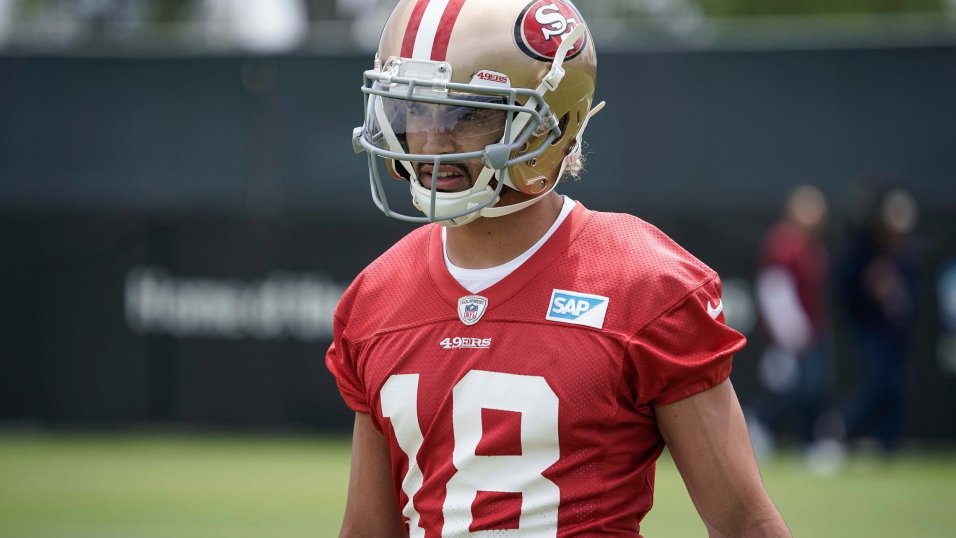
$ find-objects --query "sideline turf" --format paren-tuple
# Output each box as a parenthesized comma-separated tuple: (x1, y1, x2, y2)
(0, 433, 351, 538)
(0, 432, 953, 537)
(642, 449, 956, 537)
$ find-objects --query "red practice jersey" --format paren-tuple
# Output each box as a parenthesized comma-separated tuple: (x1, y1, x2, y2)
(327, 202, 745, 537)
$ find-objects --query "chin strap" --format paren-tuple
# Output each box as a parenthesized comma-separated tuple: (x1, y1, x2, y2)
(418, 164, 500, 227)
(563, 99, 605, 169)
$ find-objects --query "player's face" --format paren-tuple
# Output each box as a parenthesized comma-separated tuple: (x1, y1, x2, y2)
(404, 100, 507, 193)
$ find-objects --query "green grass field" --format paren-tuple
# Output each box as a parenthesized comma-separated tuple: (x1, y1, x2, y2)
(1, 432, 954, 537)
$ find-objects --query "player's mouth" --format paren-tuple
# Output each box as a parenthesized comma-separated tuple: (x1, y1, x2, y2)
(418, 164, 471, 193)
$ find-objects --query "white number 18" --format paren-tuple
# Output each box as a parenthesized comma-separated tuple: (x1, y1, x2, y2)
(381, 370, 561, 537)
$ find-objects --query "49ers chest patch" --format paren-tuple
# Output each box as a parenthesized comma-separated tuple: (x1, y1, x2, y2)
(546, 289, 609, 329)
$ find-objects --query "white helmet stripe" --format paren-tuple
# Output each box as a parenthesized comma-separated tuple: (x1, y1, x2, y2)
(412, 0, 449, 59)
(406, 0, 467, 61)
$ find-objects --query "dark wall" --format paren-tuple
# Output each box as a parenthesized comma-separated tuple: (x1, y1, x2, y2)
(3, 48, 955, 214)
(1, 47, 954, 437)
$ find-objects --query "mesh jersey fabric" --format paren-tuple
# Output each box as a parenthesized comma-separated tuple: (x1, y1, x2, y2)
(326, 201, 746, 537)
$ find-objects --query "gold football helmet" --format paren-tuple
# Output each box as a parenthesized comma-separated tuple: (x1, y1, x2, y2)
(353, 0, 603, 226)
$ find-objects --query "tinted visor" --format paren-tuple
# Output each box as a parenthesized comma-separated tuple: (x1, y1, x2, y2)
(364, 92, 508, 158)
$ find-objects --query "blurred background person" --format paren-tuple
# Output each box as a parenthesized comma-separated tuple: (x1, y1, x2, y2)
(747, 185, 833, 463)
(835, 183, 921, 455)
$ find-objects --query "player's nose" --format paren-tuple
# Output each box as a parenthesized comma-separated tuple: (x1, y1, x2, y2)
(421, 127, 457, 154)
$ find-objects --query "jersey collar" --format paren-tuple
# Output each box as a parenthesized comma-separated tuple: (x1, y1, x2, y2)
(427, 201, 591, 309)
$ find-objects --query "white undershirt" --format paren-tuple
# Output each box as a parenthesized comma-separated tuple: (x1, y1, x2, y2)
(443, 196, 576, 293)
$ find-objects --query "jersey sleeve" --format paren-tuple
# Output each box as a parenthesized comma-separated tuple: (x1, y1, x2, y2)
(325, 312, 371, 413)
(627, 275, 746, 406)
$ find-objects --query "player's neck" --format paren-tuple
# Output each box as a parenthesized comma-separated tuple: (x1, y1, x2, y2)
(444, 191, 563, 269)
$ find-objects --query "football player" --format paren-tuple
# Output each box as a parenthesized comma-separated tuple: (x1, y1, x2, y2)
(327, 0, 790, 536)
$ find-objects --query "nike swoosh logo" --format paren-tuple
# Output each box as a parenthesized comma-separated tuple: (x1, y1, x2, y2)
(707, 299, 723, 319)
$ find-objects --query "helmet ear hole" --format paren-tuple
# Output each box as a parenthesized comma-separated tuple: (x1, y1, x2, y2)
(550, 114, 571, 146)
(531, 177, 549, 194)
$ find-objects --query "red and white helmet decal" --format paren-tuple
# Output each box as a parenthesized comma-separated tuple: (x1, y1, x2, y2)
(400, 0, 467, 61)
(515, 0, 587, 62)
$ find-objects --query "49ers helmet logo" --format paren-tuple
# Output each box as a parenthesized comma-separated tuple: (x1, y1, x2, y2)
(515, 0, 588, 62)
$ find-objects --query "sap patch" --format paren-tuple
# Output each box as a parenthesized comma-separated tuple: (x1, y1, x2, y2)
(545, 289, 609, 329)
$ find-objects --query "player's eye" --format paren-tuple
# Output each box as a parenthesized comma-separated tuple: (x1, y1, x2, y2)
(407, 103, 430, 118)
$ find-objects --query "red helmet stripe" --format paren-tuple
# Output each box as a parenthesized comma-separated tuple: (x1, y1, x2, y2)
(401, 0, 430, 58)
(430, 0, 466, 61)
